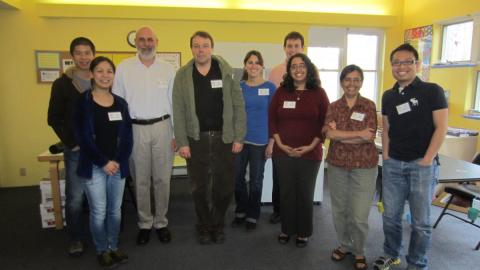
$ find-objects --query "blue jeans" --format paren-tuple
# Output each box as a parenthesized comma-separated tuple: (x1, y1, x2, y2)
(63, 149, 87, 242)
(234, 144, 267, 222)
(382, 158, 437, 270)
(83, 166, 125, 253)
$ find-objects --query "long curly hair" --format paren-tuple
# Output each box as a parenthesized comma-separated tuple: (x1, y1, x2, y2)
(280, 53, 321, 92)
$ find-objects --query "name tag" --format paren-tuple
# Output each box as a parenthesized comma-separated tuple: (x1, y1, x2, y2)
(258, 88, 270, 96)
(211, 79, 223, 88)
(157, 80, 168, 89)
(108, 112, 122, 121)
(283, 101, 296, 109)
(350, 112, 365, 121)
(396, 102, 411, 115)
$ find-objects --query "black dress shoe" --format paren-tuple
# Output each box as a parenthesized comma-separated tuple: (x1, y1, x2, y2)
(156, 227, 172, 243)
(136, 229, 151, 245)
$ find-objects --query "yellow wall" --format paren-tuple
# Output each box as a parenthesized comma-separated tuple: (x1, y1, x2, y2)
(402, 0, 480, 154)
(0, 0, 478, 187)
(0, 0, 402, 187)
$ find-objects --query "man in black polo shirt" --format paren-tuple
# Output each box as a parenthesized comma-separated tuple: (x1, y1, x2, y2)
(172, 31, 246, 244)
(374, 44, 448, 270)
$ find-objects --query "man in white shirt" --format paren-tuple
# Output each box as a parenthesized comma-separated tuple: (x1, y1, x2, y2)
(267, 31, 305, 224)
(113, 26, 175, 245)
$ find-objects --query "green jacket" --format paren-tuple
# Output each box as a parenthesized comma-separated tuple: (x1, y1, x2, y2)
(172, 55, 246, 148)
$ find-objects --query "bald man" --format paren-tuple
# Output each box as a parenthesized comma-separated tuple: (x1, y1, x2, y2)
(113, 26, 176, 245)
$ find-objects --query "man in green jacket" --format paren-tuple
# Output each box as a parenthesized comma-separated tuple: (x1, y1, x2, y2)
(173, 31, 246, 245)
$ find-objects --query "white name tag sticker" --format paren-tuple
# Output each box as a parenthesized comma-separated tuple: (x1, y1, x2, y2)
(283, 101, 296, 109)
(108, 112, 122, 121)
(396, 102, 411, 115)
(157, 80, 168, 89)
(350, 112, 365, 121)
(211, 79, 223, 88)
(258, 88, 270, 96)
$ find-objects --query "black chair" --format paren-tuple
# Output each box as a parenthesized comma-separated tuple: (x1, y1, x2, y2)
(433, 153, 480, 250)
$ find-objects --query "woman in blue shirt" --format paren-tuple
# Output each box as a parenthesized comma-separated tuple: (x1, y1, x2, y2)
(74, 56, 133, 268)
(232, 50, 276, 231)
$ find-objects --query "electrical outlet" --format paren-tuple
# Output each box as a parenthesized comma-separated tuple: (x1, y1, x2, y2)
(19, 168, 26, 176)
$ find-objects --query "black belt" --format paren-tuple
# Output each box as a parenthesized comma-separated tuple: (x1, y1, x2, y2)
(132, 115, 170, 125)
(199, 130, 222, 136)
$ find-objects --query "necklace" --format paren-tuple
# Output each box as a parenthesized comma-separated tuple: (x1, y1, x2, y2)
(295, 89, 305, 100)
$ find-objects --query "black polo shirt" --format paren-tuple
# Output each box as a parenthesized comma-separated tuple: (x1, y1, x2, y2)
(381, 77, 448, 161)
(193, 59, 224, 132)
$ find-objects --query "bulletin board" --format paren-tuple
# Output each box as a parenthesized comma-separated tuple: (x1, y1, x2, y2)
(35, 51, 181, 83)
(404, 25, 433, 81)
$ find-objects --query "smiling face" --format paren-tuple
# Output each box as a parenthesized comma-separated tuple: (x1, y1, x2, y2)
(191, 35, 213, 66)
(135, 27, 158, 60)
(289, 56, 307, 86)
(72, 45, 94, 71)
(244, 54, 263, 80)
(92, 61, 114, 91)
(284, 38, 304, 60)
(391, 50, 419, 86)
(341, 70, 363, 99)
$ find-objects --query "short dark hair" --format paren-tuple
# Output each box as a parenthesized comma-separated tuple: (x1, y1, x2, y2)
(283, 31, 304, 48)
(190, 31, 214, 48)
(241, 50, 264, 81)
(69, 37, 95, 56)
(281, 53, 320, 91)
(390, 43, 419, 62)
(340, 64, 364, 82)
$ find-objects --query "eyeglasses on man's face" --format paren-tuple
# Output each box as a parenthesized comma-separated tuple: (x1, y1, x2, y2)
(391, 60, 417, 67)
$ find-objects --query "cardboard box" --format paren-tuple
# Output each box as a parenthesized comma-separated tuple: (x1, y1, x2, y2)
(39, 203, 65, 229)
(39, 179, 66, 204)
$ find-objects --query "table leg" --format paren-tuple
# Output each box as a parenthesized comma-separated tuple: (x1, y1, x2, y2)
(49, 161, 64, 230)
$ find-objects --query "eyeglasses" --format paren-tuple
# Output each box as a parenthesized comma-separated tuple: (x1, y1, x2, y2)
(343, 78, 362, 83)
(391, 60, 417, 67)
(290, 64, 306, 70)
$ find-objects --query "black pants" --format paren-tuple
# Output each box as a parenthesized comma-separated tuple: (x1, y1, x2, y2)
(272, 160, 280, 214)
(187, 132, 234, 231)
(274, 155, 320, 237)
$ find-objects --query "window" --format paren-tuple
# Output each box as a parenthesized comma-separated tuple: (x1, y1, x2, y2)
(441, 21, 473, 63)
(307, 27, 383, 103)
(475, 71, 480, 111)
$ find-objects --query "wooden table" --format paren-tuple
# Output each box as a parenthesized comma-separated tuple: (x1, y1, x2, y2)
(37, 151, 64, 230)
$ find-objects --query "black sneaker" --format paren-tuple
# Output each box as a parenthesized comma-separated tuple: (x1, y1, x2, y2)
(110, 249, 128, 264)
(231, 217, 246, 228)
(373, 256, 401, 270)
(97, 251, 117, 268)
(68, 241, 84, 256)
(136, 229, 151, 245)
(245, 221, 256, 231)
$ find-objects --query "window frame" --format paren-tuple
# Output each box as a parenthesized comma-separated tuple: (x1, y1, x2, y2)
(440, 20, 474, 63)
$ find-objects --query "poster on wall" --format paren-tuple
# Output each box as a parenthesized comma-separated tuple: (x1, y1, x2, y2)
(404, 25, 433, 81)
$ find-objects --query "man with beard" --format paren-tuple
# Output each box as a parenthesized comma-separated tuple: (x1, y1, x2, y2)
(113, 26, 176, 245)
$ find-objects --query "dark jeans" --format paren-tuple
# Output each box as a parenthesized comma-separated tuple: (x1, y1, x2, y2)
(63, 148, 87, 241)
(187, 132, 235, 231)
(234, 144, 267, 222)
(275, 155, 320, 237)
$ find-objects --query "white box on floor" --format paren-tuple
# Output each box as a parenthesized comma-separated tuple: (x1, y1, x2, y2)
(39, 179, 66, 204)
(39, 203, 65, 228)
